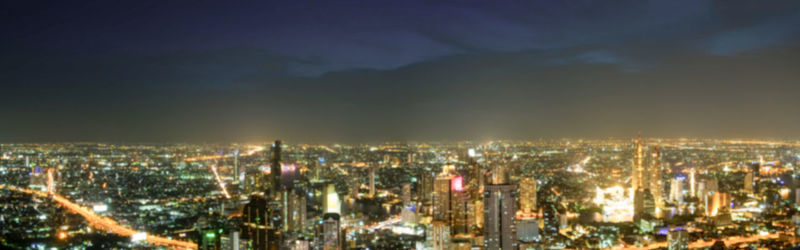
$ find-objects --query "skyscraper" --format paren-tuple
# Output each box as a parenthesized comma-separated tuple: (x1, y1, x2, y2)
(431, 220, 450, 250)
(434, 172, 454, 222)
(322, 213, 341, 250)
(242, 195, 272, 250)
(451, 176, 473, 235)
(369, 165, 376, 198)
(520, 177, 537, 215)
(269, 140, 282, 195)
(632, 134, 644, 191)
(648, 146, 662, 204)
(669, 177, 684, 203)
(483, 165, 516, 250)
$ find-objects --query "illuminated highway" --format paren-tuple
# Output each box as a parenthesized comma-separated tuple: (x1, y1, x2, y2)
(184, 146, 264, 162)
(0, 184, 197, 249)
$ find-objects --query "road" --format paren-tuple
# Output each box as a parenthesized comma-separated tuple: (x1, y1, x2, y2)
(0, 184, 197, 249)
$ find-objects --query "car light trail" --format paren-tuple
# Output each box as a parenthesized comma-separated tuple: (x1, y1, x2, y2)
(0, 184, 197, 249)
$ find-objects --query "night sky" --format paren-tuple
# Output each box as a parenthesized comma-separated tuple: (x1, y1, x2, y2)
(2, 1, 800, 142)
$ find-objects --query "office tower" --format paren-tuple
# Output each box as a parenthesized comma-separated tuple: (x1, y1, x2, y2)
(451, 176, 472, 234)
(284, 191, 306, 232)
(434, 172, 454, 221)
(668, 228, 689, 250)
(669, 177, 684, 203)
(648, 146, 662, 204)
(744, 172, 754, 194)
(402, 182, 411, 206)
(242, 195, 271, 250)
(322, 213, 341, 250)
(632, 134, 644, 191)
(483, 166, 516, 250)
(520, 177, 537, 215)
(369, 165, 376, 198)
(268, 140, 282, 193)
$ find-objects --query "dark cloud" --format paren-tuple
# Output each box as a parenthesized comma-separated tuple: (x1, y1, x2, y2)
(0, 1, 799, 142)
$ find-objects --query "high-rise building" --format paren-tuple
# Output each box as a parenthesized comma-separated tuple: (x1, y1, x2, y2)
(431, 221, 451, 250)
(242, 195, 272, 250)
(324, 184, 340, 214)
(483, 166, 516, 250)
(632, 134, 644, 191)
(434, 173, 454, 222)
(451, 176, 472, 235)
(750, 162, 760, 193)
(744, 172, 754, 194)
(669, 177, 684, 203)
(668, 228, 689, 250)
(648, 146, 662, 204)
(322, 213, 341, 250)
(402, 182, 411, 206)
(269, 140, 282, 195)
(369, 165, 376, 198)
(520, 177, 537, 215)
(516, 218, 539, 243)
(284, 191, 306, 232)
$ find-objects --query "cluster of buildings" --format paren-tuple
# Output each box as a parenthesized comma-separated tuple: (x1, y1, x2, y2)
(2, 137, 800, 249)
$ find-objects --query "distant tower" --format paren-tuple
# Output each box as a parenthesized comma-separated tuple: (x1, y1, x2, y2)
(483, 165, 516, 250)
(369, 165, 376, 198)
(231, 148, 241, 196)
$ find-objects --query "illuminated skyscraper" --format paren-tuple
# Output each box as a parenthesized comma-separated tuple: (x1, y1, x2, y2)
(520, 177, 537, 215)
(433, 173, 453, 222)
(648, 146, 662, 204)
(669, 177, 684, 203)
(284, 191, 306, 232)
(483, 166, 516, 250)
(451, 176, 472, 235)
(632, 134, 644, 191)
(322, 213, 341, 250)
(231, 148, 241, 195)
(369, 165, 376, 198)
